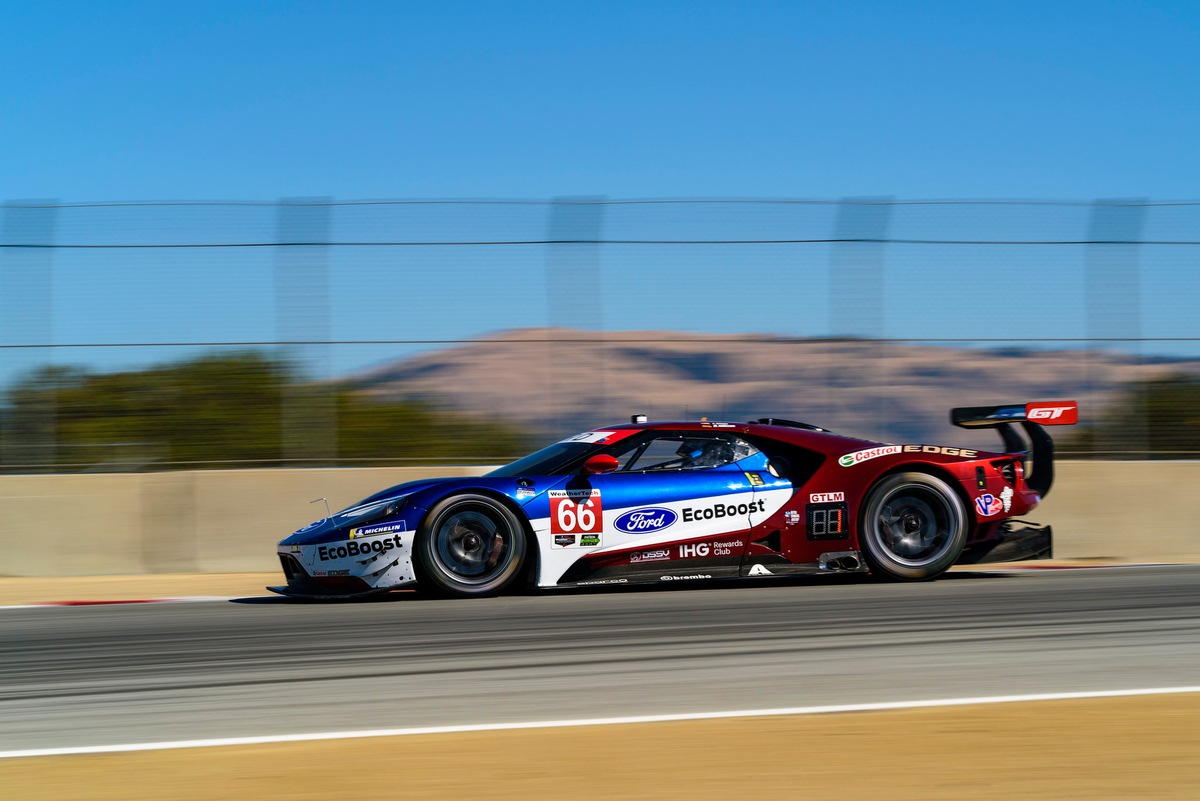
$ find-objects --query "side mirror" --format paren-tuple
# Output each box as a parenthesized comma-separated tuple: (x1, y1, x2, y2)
(583, 454, 619, 475)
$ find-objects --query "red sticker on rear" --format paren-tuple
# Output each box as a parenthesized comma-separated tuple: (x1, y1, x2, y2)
(1025, 401, 1078, 425)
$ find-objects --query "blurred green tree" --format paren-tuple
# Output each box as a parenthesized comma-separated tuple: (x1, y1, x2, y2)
(1063, 373, 1200, 458)
(2, 352, 530, 471)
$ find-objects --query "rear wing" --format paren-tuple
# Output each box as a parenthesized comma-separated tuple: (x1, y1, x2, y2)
(950, 401, 1078, 498)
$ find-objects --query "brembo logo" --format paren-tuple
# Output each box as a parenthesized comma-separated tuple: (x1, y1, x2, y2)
(1026, 401, 1078, 425)
(614, 508, 678, 534)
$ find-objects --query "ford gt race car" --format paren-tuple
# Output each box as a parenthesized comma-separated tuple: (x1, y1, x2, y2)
(269, 401, 1077, 599)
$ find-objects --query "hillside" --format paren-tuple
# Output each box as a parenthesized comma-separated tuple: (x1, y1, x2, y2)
(349, 329, 1200, 450)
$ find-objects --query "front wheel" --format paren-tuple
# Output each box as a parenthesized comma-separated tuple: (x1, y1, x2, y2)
(415, 494, 528, 597)
(859, 472, 967, 581)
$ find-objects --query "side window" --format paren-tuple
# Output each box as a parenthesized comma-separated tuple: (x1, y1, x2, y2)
(609, 433, 759, 472)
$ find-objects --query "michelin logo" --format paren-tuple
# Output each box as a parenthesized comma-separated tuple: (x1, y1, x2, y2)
(350, 521, 406, 539)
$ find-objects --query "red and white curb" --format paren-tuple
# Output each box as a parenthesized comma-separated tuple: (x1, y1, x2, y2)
(2, 685, 1198, 760)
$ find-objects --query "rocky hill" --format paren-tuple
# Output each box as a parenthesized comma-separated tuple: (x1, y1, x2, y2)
(349, 328, 1200, 450)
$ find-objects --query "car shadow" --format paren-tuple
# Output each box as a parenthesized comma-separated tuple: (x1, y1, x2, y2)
(228, 569, 1011, 605)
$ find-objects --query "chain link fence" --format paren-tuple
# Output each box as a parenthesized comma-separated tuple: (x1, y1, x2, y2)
(2, 197, 1198, 470)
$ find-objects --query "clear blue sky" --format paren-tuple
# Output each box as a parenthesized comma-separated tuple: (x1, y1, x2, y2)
(1, 1, 1198, 385)
(3, 0, 1199, 200)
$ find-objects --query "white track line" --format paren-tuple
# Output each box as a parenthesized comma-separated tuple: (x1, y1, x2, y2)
(3, 685, 1198, 760)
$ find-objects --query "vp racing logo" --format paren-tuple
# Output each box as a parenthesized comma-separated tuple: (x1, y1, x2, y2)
(614, 507, 678, 534)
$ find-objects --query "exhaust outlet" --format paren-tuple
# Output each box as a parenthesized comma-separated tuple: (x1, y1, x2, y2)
(820, 550, 865, 573)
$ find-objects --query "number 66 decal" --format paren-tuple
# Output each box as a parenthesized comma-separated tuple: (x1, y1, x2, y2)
(550, 489, 603, 534)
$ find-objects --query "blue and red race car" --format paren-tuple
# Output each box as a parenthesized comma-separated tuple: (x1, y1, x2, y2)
(270, 402, 1077, 598)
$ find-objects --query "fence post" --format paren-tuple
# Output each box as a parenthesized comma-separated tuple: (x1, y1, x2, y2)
(1, 200, 58, 472)
(1085, 199, 1146, 458)
(830, 196, 892, 439)
(275, 197, 336, 466)
(546, 196, 606, 435)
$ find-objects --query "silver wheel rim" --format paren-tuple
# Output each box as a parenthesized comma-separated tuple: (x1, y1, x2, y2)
(432, 506, 514, 585)
(868, 482, 958, 567)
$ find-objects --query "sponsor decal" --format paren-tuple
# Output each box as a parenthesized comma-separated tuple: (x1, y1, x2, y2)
(577, 578, 628, 585)
(516, 488, 536, 499)
(614, 507, 678, 534)
(701, 422, 736, 428)
(630, 548, 671, 563)
(676, 540, 742, 558)
(550, 488, 603, 535)
(975, 494, 1003, 516)
(313, 570, 327, 576)
(327, 569, 350, 577)
(1026, 401, 1078, 425)
(809, 492, 845, 503)
(660, 574, 713, 581)
(744, 472, 765, 487)
(317, 534, 403, 562)
(784, 510, 800, 525)
(838, 446, 902, 467)
(902, 445, 980, 458)
(554, 534, 577, 547)
(349, 521, 406, 539)
(807, 502, 848, 540)
(558, 430, 638, 445)
(682, 499, 765, 522)
(1000, 486, 1014, 512)
(748, 564, 773, 576)
(580, 534, 600, 547)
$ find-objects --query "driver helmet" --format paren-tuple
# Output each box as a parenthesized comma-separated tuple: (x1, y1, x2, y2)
(678, 438, 734, 467)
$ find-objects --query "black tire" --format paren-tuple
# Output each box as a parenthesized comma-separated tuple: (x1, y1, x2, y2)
(858, 472, 967, 581)
(415, 494, 528, 597)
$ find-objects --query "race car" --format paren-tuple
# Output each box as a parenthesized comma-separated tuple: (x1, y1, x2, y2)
(269, 401, 1078, 599)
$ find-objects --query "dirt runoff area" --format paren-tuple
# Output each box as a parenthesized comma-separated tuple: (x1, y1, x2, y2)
(2, 693, 1197, 800)
(0, 573, 278, 605)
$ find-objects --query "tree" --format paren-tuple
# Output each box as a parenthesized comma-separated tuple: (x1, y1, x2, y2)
(2, 351, 531, 471)
(1062, 374, 1200, 459)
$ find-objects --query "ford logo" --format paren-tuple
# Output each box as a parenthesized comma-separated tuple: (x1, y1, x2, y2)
(614, 508, 678, 534)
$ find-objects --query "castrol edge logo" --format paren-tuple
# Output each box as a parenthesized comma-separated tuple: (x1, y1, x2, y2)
(1026, 401, 1078, 425)
(838, 445, 902, 467)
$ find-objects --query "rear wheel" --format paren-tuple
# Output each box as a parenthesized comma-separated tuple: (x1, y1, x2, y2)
(859, 472, 967, 581)
(416, 494, 528, 597)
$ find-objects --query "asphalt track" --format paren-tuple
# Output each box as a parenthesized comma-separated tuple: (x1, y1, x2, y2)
(3, 565, 1198, 754)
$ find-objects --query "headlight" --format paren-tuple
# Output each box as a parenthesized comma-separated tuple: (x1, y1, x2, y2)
(333, 496, 408, 527)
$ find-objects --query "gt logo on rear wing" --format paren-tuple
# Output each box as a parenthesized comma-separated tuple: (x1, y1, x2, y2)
(951, 401, 1078, 428)
(1025, 402, 1078, 425)
(949, 400, 1077, 499)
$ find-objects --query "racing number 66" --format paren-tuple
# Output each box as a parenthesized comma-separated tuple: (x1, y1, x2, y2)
(550, 490, 603, 534)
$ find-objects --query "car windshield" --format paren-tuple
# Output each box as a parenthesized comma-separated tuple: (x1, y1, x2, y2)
(485, 441, 595, 477)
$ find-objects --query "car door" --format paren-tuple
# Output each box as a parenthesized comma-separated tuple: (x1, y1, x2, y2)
(546, 431, 763, 580)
